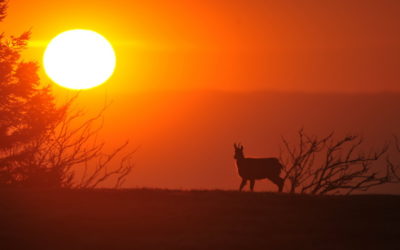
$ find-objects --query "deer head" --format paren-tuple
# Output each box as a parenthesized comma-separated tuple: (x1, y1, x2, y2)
(233, 143, 244, 160)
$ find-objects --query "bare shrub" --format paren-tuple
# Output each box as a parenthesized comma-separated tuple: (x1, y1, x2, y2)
(280, 129, 392, 195)
(19, 101, 135, 188)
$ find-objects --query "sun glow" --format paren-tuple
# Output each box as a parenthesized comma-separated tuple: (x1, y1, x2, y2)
(43, 29, 116, 90)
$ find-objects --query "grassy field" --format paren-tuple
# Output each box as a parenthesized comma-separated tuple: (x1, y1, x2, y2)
(1, 188, 399, 250)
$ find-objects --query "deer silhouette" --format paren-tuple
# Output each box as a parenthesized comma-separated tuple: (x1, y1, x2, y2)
(234, 143, 284, 192)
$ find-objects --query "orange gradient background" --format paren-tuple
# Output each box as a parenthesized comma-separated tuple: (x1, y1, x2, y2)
(2, 0, 400, 192)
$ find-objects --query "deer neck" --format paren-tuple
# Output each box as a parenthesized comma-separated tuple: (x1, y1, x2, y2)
(236, 157, 246, 166)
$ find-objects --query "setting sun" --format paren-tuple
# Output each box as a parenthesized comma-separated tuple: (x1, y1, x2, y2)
(43, 29, 116, 90)
(1, 1, 400, 249)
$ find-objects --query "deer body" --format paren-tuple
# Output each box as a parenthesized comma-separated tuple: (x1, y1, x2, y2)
(234, 144, 284, 192)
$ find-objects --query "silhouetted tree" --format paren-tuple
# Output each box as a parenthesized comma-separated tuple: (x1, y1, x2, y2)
(280, 129, 392, 195)
(0, 1, 133, 188)
(386, 135, 400, 184)
(0, 1, 66, 186)
(20, 103, 134, 188)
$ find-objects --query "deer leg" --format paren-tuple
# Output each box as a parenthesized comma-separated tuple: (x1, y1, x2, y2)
(250, 179, 255, 192)
(239, 178, 247, 191)
(270, 176, 284, 192)
(277, 177, 284, 192)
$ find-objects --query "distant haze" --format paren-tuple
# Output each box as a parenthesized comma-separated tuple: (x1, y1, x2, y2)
(3, 0, 400, 92)
(77, 91, 400, 193)
(2, 0, 400, 192)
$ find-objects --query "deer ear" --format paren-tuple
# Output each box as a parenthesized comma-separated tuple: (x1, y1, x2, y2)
(233, 143, 237, 149)
(240, 145, 244, 150)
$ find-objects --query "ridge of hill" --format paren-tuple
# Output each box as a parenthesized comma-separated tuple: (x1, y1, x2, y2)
(1, 188, 399, 249)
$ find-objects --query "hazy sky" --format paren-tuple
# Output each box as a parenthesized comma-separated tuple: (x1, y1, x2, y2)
(3, 0, 400, 93)
(2, 1, 400, 192)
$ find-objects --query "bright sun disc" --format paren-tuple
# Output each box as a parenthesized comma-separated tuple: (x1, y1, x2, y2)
(43, 29, 116, 90)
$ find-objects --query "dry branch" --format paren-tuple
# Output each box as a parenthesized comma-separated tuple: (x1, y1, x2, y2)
(280, 129, 391, 195)
(20, 102, 135, 188)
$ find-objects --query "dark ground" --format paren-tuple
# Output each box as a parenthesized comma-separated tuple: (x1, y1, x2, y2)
(0, 189, 399, 250)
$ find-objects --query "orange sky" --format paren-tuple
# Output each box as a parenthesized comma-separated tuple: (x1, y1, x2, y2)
(2, 1, 400, 192)
(3, 0, 400, 93)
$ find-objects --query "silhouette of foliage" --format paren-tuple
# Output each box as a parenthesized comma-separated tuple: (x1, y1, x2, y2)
(0, 2, 66, 186)
(386, 135, 400, 183)
(0, 0, 6, 22)
(280, 129, 392, 195)
(0, 1, 133, 188)
(21, 103, 135, 188)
